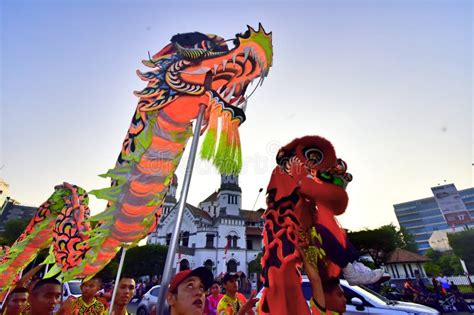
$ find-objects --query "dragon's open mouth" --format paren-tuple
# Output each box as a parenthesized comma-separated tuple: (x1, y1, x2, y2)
(169, 25, 271, 123)
(211, 45, 266, 107)
(206, 45, 267, 123)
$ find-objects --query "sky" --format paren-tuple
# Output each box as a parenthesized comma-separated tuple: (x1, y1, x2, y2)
(1, 0, 472, 232)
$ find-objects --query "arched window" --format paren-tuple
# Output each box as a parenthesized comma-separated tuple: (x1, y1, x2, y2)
(179, 259, 190, 271)
(226, 233, 239, 248)
(204, 259, 213, 271)
(227, 259, 237, 273)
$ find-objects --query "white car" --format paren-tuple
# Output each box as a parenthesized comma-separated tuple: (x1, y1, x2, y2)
(256, 278, 439, 314)
(62, 280, 82, 300)
(337, 279, 439, 314)
(136, 285, 169, 315)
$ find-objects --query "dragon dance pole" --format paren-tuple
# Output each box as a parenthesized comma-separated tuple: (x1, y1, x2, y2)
(108, 247, 127, 315)
(156, 104, 206, 315)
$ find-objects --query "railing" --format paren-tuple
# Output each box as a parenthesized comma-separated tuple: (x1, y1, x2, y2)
(446, 275, 474, 286)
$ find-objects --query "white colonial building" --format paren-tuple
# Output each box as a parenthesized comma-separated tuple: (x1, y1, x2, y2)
(147, 174, 264, 278)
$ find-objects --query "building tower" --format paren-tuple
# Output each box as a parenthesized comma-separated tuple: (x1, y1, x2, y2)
(217, 174, 241, 217)
(0, 178, 10, 215)
(162, 174, 178, 216)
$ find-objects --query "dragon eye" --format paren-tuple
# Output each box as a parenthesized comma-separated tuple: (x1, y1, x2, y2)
(303, 148, 324, 165)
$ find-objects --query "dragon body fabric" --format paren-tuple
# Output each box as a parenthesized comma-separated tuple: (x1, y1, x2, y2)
(259, 136, 353, 315)
(0, 25, 273, 293)
(0, 183, 90, 298)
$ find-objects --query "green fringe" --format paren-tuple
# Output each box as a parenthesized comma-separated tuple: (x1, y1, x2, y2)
(206, 128, 244, 175)
(234, 145, 242, 174)
(200, 129, 217, 160)
(214, 131, 229, 173)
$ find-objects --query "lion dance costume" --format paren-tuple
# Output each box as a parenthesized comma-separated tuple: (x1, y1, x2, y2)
(0, 24, 273, 298)
(259, 135, 355, 315)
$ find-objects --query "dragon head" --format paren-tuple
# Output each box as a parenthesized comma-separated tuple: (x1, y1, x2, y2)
(135, 24, 273, 174)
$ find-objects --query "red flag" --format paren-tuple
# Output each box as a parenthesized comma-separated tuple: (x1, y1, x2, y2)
(223, 238, 230, 260)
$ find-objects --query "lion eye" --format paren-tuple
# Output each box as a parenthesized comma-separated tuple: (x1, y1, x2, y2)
(303, 148, 324, 165)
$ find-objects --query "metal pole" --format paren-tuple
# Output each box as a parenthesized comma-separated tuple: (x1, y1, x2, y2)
(1, 288, 11, 307)
(108, 247, 127, 315)
(1, 268, 23, 308)
(156, 104, 206, 315)
(252, 188, 264, 210)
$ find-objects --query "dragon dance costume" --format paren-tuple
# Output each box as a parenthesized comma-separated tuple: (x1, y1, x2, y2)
(0, 25, 273, 298)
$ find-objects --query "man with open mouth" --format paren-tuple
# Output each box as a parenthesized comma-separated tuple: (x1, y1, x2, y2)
(166, 266, 214, 315)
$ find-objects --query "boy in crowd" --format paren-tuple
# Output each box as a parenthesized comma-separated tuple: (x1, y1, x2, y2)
(321, 278, 347, 314)
(1, 287, 29, 315)
(26, 278, 62, 315)
(299, 245, 347, 315)
(56, 277, 106, 315)
(110, 277, 136, 315)
(164, 266, 214, 315)
(217, 273, 258, 315)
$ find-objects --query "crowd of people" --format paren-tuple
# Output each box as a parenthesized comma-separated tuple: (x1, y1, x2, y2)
(1, 276, 136, 315)
(1, 242, 353, 315)
(394, 274, 471, 313)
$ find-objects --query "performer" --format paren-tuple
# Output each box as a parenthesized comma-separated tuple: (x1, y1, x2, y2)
(298, 242, 346, 315)
(56, 277, 105, 315)
(164, 266, 213, 315)
(217, 273, 257, 315)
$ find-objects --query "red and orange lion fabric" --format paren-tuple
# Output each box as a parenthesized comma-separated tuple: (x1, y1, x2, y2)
(259, 135, 383, 315)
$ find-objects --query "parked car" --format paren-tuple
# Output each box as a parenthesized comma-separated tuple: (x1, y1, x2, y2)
(62, 280, 82, 300)
(137, 285, 169, 315)
(255, 277, 439, 314)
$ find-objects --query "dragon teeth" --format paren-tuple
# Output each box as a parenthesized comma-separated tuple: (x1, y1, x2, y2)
(232, 54, 237, 64)
(222, 60, 228, 71)
(243, 46, 251, 64)
(231, 96, 241, 106)
(224, 83, 236, 101)
(213, 64, 218, 75)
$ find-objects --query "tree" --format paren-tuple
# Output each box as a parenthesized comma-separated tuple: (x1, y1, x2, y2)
(448, 228, 474, 273)
(399, 226, 418, 253)
(248, 253, 262, 275)
(121, 244, 169, 278)
(348, 224, 417, 266)
(424, 248, 463, 276)
(97, 260, 119, 282)
(1, 218, 29, 245)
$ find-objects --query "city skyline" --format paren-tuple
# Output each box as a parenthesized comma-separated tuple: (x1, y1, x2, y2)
(1, 0, 472, 232)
